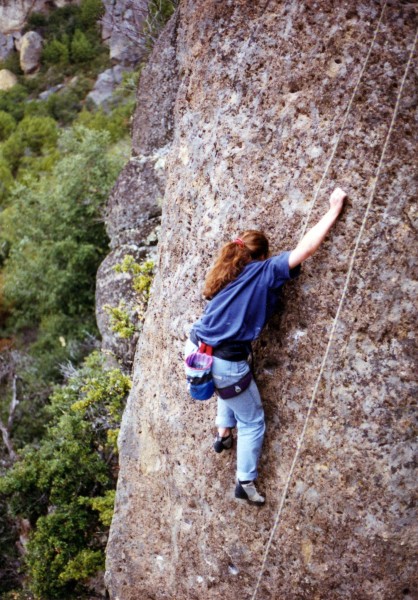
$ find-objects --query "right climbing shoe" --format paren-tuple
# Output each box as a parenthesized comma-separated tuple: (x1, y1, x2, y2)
(213, 432, 233, 453)
(235, 480, 265, 506)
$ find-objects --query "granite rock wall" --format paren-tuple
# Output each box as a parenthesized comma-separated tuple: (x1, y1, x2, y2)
(105, 1, 417, 598)
(95, 13, 179, 368)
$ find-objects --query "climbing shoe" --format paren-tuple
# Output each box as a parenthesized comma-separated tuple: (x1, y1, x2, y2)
(235, 480, 265, 506)
(213, 432, 233, 453)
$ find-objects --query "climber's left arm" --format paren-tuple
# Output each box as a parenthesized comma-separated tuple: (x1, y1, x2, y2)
(288, 187, 347, 269)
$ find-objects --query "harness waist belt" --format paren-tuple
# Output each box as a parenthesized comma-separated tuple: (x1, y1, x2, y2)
(190, 330, 251, 361)
(216, 370, 252, 399)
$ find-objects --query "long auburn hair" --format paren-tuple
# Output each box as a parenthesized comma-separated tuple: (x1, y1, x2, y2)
(203, 230, 269, 299)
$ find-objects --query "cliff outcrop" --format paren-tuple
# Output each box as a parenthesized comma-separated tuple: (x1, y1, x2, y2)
(105, 1, 417, 598)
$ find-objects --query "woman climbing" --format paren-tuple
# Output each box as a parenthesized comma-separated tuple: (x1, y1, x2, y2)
(186, 187, 347, 505)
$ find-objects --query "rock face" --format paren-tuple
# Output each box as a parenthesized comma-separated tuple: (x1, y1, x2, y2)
(87, 66, 131, 109)
(105, 2, 417, 599)
(0, 1, 45, 34)
(101, 0, 148, 65)
(19, 31, 43, 74)
(0, 0, 76, 35)
(95, 15, 178, 369)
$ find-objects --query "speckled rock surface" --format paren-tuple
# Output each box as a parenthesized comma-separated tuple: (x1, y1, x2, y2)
(105, 2, 417, 599)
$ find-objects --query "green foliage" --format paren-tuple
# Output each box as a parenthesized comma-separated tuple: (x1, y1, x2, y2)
(84, 489, 116, 526)
(0, 85, 28, 122)
(80, 0, 105, 27)
(0, 115, 58, 177)
(0, 495, 21, 594)
(71, 29, 95, 63)
(0, 159, 13, 203)
(25, 509, 103, 597)
(42, 38, 70, 66)
(0, 50, 22, 76)
(59, 549, 104, 584)
(104, 302, 136, 339)
(18, 115, 58, 153)
(0, 351, 131, 597)
(0, 111, 17, 141)
(114, 256, 155, 301)
(144, 0, 177, 51)
(0, 127, 122, 369)
(76, 100, 135, 142)
(45, 89, 82, 125)
(104, 257, 155, 340)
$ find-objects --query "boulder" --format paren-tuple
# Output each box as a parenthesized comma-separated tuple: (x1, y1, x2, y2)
(19, 31, 43, 74)
(0, 32, 15, 61)
(105, 2, 417, 599)
(87, 65, 130, 109)
(0, 69, 17, 90)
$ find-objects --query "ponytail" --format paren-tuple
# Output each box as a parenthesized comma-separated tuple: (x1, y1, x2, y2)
(203, 230, 269, 299)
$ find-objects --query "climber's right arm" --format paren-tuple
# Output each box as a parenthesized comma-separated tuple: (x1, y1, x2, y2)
(288, 187, 347, 268)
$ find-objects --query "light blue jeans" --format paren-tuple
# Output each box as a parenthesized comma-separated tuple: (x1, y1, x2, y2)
(185, 339, 265, 481)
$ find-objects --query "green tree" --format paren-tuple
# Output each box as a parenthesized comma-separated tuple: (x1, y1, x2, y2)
(0, 85, 28, 122)
(0, 159, 13, 203)
(71, 29, 94, 63)
(0, 127, 121, 333)
(0, 351, 131, 598)
(0, 115, 58, 176)
(80, 0, 105, 27)
(0, 110, 16, 141)
(42, 38, 70, 66)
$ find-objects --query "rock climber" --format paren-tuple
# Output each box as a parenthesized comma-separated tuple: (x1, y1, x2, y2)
(186, 187, 347, 505)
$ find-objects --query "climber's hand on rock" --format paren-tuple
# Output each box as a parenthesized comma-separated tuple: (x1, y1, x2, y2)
(329, 187, 347, 213)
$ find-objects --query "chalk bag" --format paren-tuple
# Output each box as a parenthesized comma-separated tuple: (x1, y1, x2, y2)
(185, 343, 214, 401)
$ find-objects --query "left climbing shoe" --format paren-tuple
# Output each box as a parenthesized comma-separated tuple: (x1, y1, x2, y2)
(213, 432, 233, 453)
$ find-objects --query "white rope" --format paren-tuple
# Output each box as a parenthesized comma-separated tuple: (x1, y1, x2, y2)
(298, 1, 388, 240)
(250, 24, 417, 600)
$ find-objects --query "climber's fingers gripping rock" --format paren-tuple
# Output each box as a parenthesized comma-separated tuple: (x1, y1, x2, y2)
(329, 187, 347, 212)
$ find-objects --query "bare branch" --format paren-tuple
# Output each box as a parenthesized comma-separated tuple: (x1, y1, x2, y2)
(0, 415, 17, 461)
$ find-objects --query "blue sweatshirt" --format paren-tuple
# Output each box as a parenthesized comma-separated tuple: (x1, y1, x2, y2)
(192, 251, 300, 346)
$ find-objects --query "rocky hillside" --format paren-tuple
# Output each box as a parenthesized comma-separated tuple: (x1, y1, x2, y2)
(104, 1, 417, 598)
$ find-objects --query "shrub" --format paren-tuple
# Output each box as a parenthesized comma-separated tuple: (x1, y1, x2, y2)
(46, 90, 82, 125)
(0, 110, 16, 141)
(0, 351, 131, 597)
(114, 256, 155, 302)
(76, 101, 134, 142)
(1, 116, 58, 176)
(1, 132, 25, 173)
(42, 38, 70, 66)
(71, 29, 94, 63)
(18, 115, 58, 153)
(0, 127, 122, 333)
(0, 50, 22, 76)
(80, 0, 105, 27)
(104, 301, 136, 339)
(0, 159, 13, 203)
(0, 85, 28, 122)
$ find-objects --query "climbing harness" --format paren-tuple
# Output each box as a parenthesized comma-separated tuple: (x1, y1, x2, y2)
(250, 21, 418, 600)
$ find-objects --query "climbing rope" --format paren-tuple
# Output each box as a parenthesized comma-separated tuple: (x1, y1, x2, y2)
(215, 0, 388, 221)
(250, 25, 417, 600)
(298, 0, 388, 239)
